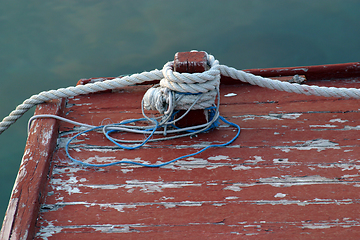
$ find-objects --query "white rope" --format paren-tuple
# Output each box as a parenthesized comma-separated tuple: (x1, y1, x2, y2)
(219, 65, 360, 98)
(1, 50, 359, 135)
(142, 52, 220, 113)
(0, 69, 163, 134)
(160, 55, 220, 93)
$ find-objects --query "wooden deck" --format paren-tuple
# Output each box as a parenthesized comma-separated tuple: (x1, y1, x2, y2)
(2, 61, 360, 239)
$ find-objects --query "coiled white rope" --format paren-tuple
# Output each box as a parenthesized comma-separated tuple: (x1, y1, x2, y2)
(142, 52, 220, 113)
(1, 50, 360, 135)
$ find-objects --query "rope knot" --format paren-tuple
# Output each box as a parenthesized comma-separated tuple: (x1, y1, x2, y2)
(143, 52, 220, 114)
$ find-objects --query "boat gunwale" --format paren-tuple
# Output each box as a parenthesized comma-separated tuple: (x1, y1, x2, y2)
(0, 99, 65, 240)
(1, 61, 360, 239)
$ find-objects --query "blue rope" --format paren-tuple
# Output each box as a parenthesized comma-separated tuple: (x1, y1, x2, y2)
(104, 119, 158, 150)
(170, 107, 219, 132)
(65, 115, 240, 168)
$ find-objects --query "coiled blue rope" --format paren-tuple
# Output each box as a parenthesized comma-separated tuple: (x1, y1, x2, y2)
(65, 115, 240, 168)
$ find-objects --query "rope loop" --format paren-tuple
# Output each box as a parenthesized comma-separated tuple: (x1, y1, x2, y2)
(143, 51, 221, 115)
(160, 53, 220, 93)
(1, 50, 360, 136)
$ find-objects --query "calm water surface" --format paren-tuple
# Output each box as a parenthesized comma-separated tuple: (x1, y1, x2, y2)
(1, 0, 359, 221)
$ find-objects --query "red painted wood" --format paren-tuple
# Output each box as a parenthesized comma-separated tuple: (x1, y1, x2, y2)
(247, 61, 360, 80)
(174, 51, 208, 73)
(76, 77, 114, 86)
(0, 99, 65, 240)
(76, 61, 360, 86)
(30, 75, 360, 239)
(173, 51, 209, 127)
(3, 56, 360, 239)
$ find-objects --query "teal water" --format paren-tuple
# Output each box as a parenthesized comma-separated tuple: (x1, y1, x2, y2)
(1, 0, 359, 222)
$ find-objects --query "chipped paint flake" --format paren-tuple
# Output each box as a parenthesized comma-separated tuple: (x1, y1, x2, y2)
(121, 168, 134, 174)
(159, 157, 222, 170)
(274, 193, 287, 198)
(225, 196, 239, 200)
(310, 124, 337, 128)
(207, 155, 229, 160)
(232, 165, 252, 170)
(100, 203, 137, 212)
(35, 220, 63, 240)
(50, 177, 81, 195)
(258, 175, 340, 187)
(233, 113, 302, 121)
(180, 201, 203, 207)
(274, 139, 340, 152)
(41, 129, 53, 145)
(245, 156, 265, 164)
(83, 156, 117, 164)
(93, 225, 132, 233)
(302, 224, 331, 229)
(301, 220, 360, 229)
(343, 125, 360, 130)
(124, 180, 201, 193)
(317, 163, 360, 171)
(81, 156, 148, 165)
(224, 93, 237, 97)
(281, 113, 302, 119)
(224, 184, 242, 192)
(342, 174, 359, 179)
(330, 118, 348, 123)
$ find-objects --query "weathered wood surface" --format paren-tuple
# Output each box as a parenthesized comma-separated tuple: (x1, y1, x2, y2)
(243, 61, 360, 81)
(2, 57, 360, 239)
(30, 76, 360, 239)
(0, 99, 65, 240)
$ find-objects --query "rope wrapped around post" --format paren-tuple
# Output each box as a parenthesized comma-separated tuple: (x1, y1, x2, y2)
(1, 50, 360, 135)
(142, 51, 220, 115)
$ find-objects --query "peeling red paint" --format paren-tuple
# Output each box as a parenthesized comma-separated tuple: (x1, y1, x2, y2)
(2, 60, 360, 239)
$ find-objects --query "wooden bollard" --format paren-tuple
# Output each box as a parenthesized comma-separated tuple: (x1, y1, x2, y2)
(173, 51, 210, 128)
